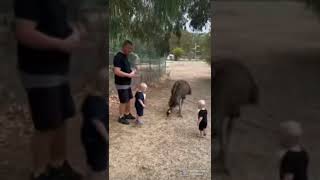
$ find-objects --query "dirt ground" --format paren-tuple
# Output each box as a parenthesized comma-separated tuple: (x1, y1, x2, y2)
(0, 89, 90, 180)
(215, 1, 320, 180)
(109, 61, 211, 180)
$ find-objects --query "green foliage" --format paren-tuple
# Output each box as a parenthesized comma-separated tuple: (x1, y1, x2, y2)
(187, 0, 210, 31)
(169, 31, 210, 61)
(305, 0, 320, 15)
(172, 47, 184, 60)
(169, 31, 193, 56)
(198, 33, 211, 63)
(110, 0, 210, 56)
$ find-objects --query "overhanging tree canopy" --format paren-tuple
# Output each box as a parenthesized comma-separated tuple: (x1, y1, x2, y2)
(110, 0, 211, 56)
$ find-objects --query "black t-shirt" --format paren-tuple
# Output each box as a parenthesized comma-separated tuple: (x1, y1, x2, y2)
(81, 95, 108, 144)
(280, 149, 309, 180)
(198, 109, 208, 122)
(113, 52, 132, 85)
(135, 91, 144, 108)
(14, 0, 73, 75)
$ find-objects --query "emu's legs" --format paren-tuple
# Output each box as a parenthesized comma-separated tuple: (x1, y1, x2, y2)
(214, 115, 232, 176)
(178, 98, 184, 117)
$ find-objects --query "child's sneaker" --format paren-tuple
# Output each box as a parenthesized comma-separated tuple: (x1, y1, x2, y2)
(135, 119, 144, 125)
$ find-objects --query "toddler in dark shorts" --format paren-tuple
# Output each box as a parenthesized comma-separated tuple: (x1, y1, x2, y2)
(134, 82, 147, 125)
(81, 69, 108, 180)
(197, 100, 208, 137)
(279, 121, 309, 180)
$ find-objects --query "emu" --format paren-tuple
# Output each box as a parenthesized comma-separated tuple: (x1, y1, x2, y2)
(166, 80, 192, 117)
(213, 59, 259, 175)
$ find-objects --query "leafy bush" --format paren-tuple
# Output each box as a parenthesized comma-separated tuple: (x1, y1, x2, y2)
(172, 47, 184, 61)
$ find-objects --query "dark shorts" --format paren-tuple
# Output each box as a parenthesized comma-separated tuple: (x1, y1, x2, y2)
(117, 88, 133, 103)
(199, 120, 207, 131)
(26, 84, 75, 131)
(135, 105, 144, 116)
(82, 141, 108, 172)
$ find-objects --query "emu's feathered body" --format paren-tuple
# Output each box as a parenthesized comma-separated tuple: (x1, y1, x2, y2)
(167, 80, 192, 117)
(213, 59, 259, 175)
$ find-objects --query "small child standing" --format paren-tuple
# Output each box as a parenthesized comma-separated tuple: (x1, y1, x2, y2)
(197, 100, 208, 137)
(81, 68, 108, 180)
(134, 82, 147, 125)
(279, 121, 309, 180)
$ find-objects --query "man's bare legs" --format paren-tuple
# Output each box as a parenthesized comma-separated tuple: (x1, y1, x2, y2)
(118, 102, 130, 124)
(125, 99, 132, 115)
(119, 103, 126, 117)
(31, 130, 52, 177)
(50, 124, 67, 168)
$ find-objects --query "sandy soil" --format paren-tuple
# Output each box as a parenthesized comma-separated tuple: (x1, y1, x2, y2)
(214, 2, 320, 179)
(109, 61, 211, 180)
(0, 90, 91, 180)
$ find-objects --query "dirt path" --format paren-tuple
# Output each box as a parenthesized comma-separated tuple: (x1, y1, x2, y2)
(109, 61, 211, 180)
(0, 91, 89, 180)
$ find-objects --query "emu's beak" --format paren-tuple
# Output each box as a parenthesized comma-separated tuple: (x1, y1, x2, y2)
(166, 110, 171, 116)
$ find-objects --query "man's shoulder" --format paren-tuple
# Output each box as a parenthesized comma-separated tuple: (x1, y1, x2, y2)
(114, 52, 126, 65)
(114, 52, 125, 59)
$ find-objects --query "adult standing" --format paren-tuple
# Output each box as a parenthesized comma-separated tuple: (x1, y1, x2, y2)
(14, 0, 83, 179)
(113, 40, 136, 125)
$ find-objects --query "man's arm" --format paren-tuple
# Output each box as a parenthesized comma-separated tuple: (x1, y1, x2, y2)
(93, 119, 108, 143)
(114, 67, 135, 78)
(15, 19, 62, 50)
(15, 19, 79, 53)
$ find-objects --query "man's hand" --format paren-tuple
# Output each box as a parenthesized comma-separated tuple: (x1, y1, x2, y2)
(127, 70, 136, 78)
(59, 27, 81, 53)
(114, 68, 137, 78)
(70, 22, 88, 40)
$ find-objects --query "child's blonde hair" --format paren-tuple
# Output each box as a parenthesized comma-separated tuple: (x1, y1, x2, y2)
(139, 82, 148, 90)
(280, 121, 303, 137)
(198, 99, 206, 109)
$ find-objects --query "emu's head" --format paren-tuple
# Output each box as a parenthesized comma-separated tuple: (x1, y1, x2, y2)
(167, 95, 177, 117)
(166, 108, 172, 117)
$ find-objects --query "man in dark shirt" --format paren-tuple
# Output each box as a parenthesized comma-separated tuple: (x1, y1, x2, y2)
(14, 0, 83, 179)
(113, 40, 136, 125)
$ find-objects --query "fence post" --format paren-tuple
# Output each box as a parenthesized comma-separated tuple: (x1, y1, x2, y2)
(165, 58, 166, 75)
(158, 58, 161, 81)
